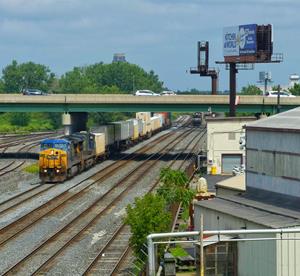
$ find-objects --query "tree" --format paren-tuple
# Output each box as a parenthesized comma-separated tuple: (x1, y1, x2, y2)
(9, 113, 30, 126)
(0, 80, 4, 93)
(2, 60, 55, 92)
(289, 83, 300, 95)
(157, 168, 195, 208)
(240, 85, 262, 95)
(59, 67, 92, 93)
(124, 194, 171, 259)
(59, 62, 164, 94)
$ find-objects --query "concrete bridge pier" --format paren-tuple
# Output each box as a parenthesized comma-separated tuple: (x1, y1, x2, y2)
(62, 112, 88, 135)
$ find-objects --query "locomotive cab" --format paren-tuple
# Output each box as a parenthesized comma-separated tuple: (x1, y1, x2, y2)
(39, 139, 70, 182)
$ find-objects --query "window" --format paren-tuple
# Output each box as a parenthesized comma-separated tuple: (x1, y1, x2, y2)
(228, 132, 236, 140)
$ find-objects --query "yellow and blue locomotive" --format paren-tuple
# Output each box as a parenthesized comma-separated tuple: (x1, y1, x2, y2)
(39, 132, 105, 182)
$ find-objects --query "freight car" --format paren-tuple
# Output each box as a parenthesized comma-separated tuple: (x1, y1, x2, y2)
(39, 112, 171, 183)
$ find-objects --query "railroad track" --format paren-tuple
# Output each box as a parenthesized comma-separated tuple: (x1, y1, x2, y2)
(0, 142, 40, 177)
(0, 118, 191, 216)
(0, 128, 181, 218)
(0, 126, 196, 275)
(0, 131, 62, 150)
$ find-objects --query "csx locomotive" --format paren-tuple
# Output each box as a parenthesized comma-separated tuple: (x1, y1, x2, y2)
(39, 112, 170, 183)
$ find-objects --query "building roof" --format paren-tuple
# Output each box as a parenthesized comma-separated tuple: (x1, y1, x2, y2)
(215, 175, 245, 192)
(206, 116, 256, 123)
(195, 197, 300, 228)
(195, 187, 300, 228)
(246, 107, 300, 132)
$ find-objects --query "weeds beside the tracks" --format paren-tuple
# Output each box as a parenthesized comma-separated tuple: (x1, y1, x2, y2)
(23, 162, 39, 174)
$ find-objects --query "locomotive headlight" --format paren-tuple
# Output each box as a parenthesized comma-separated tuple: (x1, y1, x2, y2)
(56, 169, 60, 173)
(44, 169, 47, 173)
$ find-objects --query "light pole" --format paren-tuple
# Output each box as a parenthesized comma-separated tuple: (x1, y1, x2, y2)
(132, 75, 135, 93)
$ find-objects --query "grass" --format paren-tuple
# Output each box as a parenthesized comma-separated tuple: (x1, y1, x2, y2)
(169, 245, 189, 258)
(23, 163, 39, 174)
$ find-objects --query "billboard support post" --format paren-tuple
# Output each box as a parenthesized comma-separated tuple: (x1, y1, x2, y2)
(229, 63, 237, 116)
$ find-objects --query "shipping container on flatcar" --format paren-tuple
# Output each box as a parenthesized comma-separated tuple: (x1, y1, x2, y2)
(136, 112, 151, 123)
(110, 121, 130, 144)
(92, 133, 106, 156)
(92, 125, 115, 146)
(137, 119, 144, 138)
(154, 112, 171, 128)
(127, 119, 139, 141)
(150, 116, 162, 133)
(127, 119, 134, 140)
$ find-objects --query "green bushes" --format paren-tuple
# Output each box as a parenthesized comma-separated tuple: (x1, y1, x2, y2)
(124, 194, 171, 259)
(0, 113, 56, 133)
(124, 168, 195, 260)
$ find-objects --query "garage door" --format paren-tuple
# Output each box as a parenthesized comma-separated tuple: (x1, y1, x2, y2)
(222, 154, 242, 174)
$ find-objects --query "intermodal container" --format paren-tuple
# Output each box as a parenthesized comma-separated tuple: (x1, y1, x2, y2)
(111, 121, 130, 142)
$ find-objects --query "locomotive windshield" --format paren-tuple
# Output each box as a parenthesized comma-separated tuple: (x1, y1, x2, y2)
(40, 140, 70, 151)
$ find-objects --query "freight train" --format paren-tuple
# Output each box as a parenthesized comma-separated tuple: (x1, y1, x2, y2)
(39, 112, 171, 183)
(192, 112, 202, 126)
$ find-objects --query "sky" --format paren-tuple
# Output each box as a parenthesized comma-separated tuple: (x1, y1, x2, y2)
(0, 0, 299, 91)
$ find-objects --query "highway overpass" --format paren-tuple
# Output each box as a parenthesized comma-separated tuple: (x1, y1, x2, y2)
(0, 94, 299, 113)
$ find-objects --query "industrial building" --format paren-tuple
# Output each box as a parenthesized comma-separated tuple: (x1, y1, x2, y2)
(112, 53, 126, 62)
(206, 117, 256, 175)
(195, 109, 300, 276)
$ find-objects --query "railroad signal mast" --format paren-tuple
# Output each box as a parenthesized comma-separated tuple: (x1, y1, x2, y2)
(190, 41, 219, 95)
(258, 71, 272, 96)
(216, 24, 283, 116)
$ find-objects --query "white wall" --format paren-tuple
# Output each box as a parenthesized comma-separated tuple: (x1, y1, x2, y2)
(207, 118, 255, 174)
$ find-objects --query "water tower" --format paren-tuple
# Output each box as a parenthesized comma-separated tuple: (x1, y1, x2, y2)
(289, 73, 299, 88)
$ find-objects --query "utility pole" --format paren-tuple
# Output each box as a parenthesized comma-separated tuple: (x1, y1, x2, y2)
(277, 85, 281, 113)
(200, 214, 204, 276)
(229, 63, 237, 116)
(132, 75, 135, 92)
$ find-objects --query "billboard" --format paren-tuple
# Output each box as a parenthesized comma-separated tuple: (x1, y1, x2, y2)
(223, 24, 257, 57)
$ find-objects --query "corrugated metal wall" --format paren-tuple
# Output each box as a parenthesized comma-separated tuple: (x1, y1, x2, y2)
(276, 232, 300, 276)
(246, 130, 300, 197)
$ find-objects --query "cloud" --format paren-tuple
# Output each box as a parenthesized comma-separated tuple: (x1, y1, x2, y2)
(0, 0, 298, 90)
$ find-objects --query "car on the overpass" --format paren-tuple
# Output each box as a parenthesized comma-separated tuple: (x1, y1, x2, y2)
(265, 91, 295, 97)
(160, 90, 176, 96)
(22, 88, 47, 96)
(134, 90, 160, 96)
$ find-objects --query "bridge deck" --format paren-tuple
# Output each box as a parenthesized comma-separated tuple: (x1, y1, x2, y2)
(0, 94, 299, 113)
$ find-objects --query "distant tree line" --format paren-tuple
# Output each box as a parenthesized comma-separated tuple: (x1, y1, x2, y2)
(0, 60, 164, 94)
(240, 84, 300, 95)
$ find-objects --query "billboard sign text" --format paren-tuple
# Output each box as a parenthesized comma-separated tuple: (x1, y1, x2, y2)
(223, 24, 257, 57)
